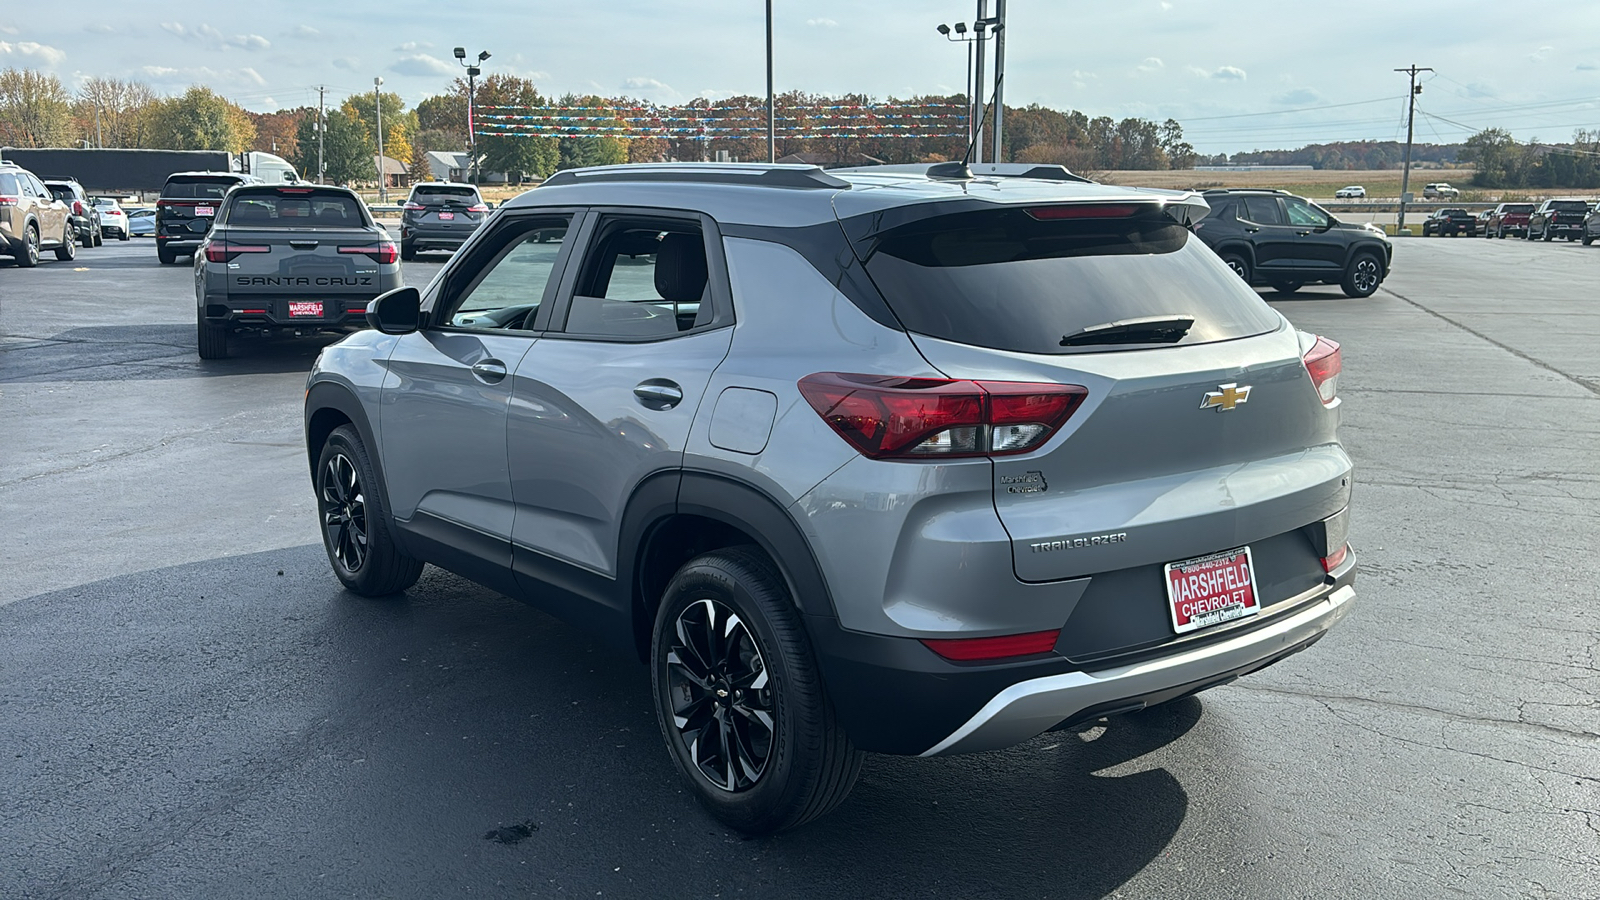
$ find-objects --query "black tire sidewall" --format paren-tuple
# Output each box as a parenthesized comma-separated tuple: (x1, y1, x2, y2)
(650, 551, 833, 834)
(1219, 252, 1250, 284)
(1342, 252, 1382, 298)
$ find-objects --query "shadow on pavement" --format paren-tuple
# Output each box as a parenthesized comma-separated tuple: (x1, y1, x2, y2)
(0, 323, 344, 382)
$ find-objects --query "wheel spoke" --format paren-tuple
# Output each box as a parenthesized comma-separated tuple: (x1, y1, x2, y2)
(666, 594, 774, 792)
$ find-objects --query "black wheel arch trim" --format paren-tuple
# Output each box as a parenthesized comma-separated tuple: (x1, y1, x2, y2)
(304, 381, 402, 550)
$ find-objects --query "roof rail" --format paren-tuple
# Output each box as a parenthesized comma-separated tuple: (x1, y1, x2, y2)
(831, 161, 1095, 184)
(540, 163, 849, 190)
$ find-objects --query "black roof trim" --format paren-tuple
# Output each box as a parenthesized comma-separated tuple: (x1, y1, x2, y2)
(541, 164, 849, 191)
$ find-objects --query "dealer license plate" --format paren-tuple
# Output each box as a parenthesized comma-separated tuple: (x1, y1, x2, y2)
(438, 211, 455, 220)
(1165, 546, 1258, 634)
(195, 205, 214, 217)
(288, 301, 324, 318)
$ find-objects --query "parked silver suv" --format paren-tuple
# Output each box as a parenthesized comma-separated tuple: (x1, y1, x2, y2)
(304, 162, 1356, 834)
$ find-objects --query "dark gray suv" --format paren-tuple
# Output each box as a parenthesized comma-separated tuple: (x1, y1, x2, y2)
(304, 163, 1356, 834)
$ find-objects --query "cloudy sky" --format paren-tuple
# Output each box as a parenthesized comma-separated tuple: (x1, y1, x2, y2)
(2, 0, 1597, 153)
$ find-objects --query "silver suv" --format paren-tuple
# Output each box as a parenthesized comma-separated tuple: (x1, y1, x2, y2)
(304, 162, 1356, 834)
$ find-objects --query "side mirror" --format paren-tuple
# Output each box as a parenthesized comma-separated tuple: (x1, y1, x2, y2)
(366, 286, 422, 335)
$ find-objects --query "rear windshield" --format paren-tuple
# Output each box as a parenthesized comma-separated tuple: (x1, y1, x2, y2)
(47, 186, 76, 202)
(412, 186, 479, 203)
(163, 176, 240, 200)
(858, 207, 1281, 355)
(1549, 201, 1589, 212)
(222, 190, 367, 228)
(1501, 204, 1535, 214)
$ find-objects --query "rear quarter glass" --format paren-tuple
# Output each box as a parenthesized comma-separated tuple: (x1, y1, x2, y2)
(858, 208, 1281, 356)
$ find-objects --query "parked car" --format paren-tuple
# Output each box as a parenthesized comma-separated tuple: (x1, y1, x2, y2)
(44, 179, 102, 247)
(1474, 208, 1496, 236)
(92, 197, 131, 241)
(1583, 205, 1600, 246)
(1526, 198, 1590, 241)
(0, 161, 78, 266)
(1484, 202, 1535, 239)
(156, 171, 257, 264)
(194, 184, 400, 358)
(398, 181, 489, 259)
(1193, 188, 1391, 296)
(1420, 208, 1477, 237)
(306, 162, 1357, 834)
(1334, 185, 1366, 199)
(1422, 183, 1460, 199)
(126, 207, 155, 237)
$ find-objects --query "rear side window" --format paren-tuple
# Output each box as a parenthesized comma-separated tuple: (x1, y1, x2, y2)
(48, 186, 74, 203)
(223, 190, 366, 227)
(163, 177, 238, 200)
(858, 207, 1281, 356)
(565, 218, 714, 338)
(1240, 197, 1283, 225)
(0, 172, 17, 195)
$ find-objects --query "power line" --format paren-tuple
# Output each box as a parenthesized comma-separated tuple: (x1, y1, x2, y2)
(1180, 95, 1401, 122)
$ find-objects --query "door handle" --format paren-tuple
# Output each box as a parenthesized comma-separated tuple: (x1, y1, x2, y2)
(1296, 230, 1312, 236)
(471, 360, 508, 384)
(634, 380, 684, 410)
(1244, 226, 1260, 233)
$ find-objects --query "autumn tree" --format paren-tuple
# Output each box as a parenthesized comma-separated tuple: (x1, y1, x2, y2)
(144, 86, 255, 152)
(72, 78, 158, 148)
(342, 90, 413, 173)
(0, 67, 73, 147)
(248, 108, 307, 158)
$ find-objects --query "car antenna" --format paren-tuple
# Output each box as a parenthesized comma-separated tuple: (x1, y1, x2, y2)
(927, 74, 1004, 181)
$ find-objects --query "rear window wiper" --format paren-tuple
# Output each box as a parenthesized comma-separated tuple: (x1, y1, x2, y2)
(1060, 315, 1195, 347)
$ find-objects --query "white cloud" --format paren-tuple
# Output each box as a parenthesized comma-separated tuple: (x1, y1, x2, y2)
(1529, 45, 1554, 63)
(807, 18, 838, 27)
(137, 64, 270, 88)
(160, 22, 187, 37)
(389, 54, 454, 76)
(624, 76, 674, 92)
(1578, 62, 1599, 71)
(239, 67, 265, 85)
(160, 23, 269, 50)
(84, 24, 116, 35)
(0, 24, 18, 36)
(1138, 57, 1164, 73)
(0, 41, 66, 66)
(236, 34, 270, 51)
(140, 65, 178, 77)
(289, 25, 321, 39)
(263, 96, 277, 107)
(395, 40, 433, 51)
(1189, 65, 1246, 81)
(1274, 87, 1323, 106)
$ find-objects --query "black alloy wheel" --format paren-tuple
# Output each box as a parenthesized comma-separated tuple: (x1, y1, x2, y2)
(320, 451, 369, 575)
(1219, 252, 1250, 283)
(665, 596, 775, 792)
(1342, 253, 1383, 298)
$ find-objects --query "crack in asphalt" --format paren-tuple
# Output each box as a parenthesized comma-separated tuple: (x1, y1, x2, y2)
(1235, 683, 1600, 744)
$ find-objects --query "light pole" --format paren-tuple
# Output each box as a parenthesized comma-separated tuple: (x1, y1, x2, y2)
(766, 0, 775, 163)
(374, 76, 386, 203)
(937, 18, 996, 150)
(455, 47, 491, 184)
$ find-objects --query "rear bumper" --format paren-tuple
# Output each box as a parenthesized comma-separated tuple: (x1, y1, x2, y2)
(401, 225, 476, 249)
(202, 296, 376, 329)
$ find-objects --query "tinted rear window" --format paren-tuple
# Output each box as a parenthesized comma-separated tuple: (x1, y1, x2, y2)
(1549, 201, 1589, 212)
(223, 190, 366, 227)
(1502, 204, 1535, 213)
(413, 186, 478, 202)
(860, 207, 1281, 355)
(163, 177, 240, 200)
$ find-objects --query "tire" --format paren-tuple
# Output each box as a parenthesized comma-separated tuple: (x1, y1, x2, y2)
(53, 225, 76, 261)
(400, 240, 416, 261)
(315, 425, 424, 596)
(1219, 252, 1251, 284)
(196, 307, 228, 360)
(1269, 280, 1303, 295)
(1583, 234, 1594, 246)
(1496, 227, 1505, 239)
(92, 225, 103, 247)
(119, 230, 130, 242)
(651, 547, 862, 835)
(1341, 252, 1383, 298)
(1542, 226, 1553, 242)
(15, 224, 39, 267)
(157, 246, 177, 265)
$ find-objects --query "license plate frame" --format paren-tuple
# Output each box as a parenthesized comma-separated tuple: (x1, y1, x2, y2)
(438, 211, 455, 221)
(287, 301, 324, 318)
(1165, 546, 1259, 635)
(195, 205, 214, 217)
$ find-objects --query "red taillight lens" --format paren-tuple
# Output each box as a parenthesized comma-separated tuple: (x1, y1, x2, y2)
(798, 373, 1087, 460)
(921, 629, 1061, 661)
(339, 241, 398, 264)
(1321, 543, 1350, 573)
(1026, 204, 1141, 220)
(467, 203, 490, 213)
(1303, 336, 1341, 406)
(402, 202, 426, 211)
(72, 200, 85, 215)
(203, 241, 271, 262)
(0, 195, 18, 207)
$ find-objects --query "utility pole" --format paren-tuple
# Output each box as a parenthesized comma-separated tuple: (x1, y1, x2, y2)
(374, 77, 386, 203)
(317, 86, 326, 184)
(991, 0, 1005, 162)
(1395, 64, 1431, 235)
(972, 0, 988, 163)
(766, 0, 775, 163)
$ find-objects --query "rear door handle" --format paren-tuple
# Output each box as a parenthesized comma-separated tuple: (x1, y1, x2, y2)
(1296, 230, 1312, 236)
(471, 360, 508, 384)
(1243, 226, 1260, 233)
(634, 380, 684, 410)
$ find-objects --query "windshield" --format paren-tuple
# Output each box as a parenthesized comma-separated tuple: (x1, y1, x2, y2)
(858, 207, 1281, 355)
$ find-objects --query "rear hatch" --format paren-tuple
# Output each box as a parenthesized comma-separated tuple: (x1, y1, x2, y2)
(852, 199, 1350, 659)
(215, 188, 390, 314)
(158, 175, 239, 241)
(406, 186, 486, 231)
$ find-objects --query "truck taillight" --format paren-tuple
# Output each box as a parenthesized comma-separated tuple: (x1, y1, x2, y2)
(798, 373, 1088, 460)
(1303, 336, 1341, 406)
(203, 241, 270, 263)
(339, 241, 398, 264)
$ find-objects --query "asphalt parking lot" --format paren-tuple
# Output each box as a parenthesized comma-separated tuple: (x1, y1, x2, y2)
(2, 237, 1597, 899)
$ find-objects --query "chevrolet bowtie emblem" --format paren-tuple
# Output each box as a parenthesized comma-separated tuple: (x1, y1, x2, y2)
(1201, 383, 1252, 411)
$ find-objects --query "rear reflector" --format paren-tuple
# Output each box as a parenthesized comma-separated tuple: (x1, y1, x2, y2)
(1321, 543, 1350, 573)
(1303, 336, 1341, 406)
(922, 630, 1061, 661)
(798, 373, 1087, 460)
(1026, 204, 1142, 220)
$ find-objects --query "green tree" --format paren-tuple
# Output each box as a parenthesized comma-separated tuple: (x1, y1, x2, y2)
(342, 90, 413, 170)
(476, 76, 559, 180)
(144, 86, 255, 152)
(293, 108, 371, 184)
(1461, 128, 1528, 187)
(0, 67, 73, 147)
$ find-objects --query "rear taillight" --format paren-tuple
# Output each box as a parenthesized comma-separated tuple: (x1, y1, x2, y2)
(1303, 336, 1340, 406)
(72, 200, 85, 215)
(467, 203, 490, 213)
(203, 241, 270, 263)
(402, 201, 426, 212)
(798, 373, 1087, 460)
(1320, 543, 1350, 573)
(339, 241, 399, 264)
(921, 629, 1061, 661)
(0, 195, 17, 207)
